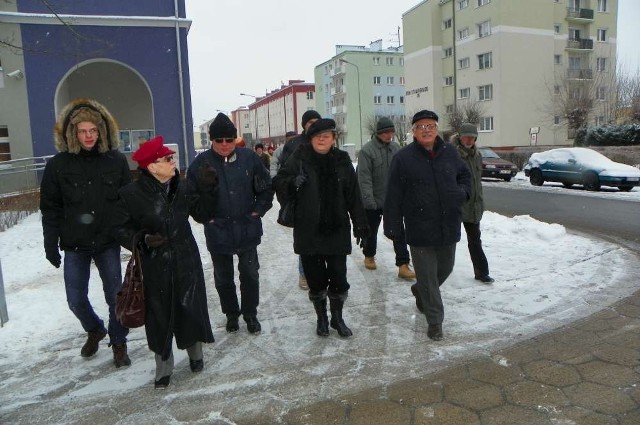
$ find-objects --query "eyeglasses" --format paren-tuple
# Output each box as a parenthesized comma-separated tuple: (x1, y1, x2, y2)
(213, 138, 236, 144)
(77, 128, 99, 136)
(414, 124, 438, 131)
(154, 155, 174, 163)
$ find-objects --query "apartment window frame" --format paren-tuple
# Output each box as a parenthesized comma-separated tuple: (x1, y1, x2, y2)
(386, 57, 394, 66)
(478, 20, 491, 38)
(553, 85, 561, 95)
(597, 0, 608, 12)
(595, 115, 606, 126)
(597, 28, 607, 42)
(458, 0, 469, 9)
(554, 116, 561, 125)
(554, 24, 561, 34)
(478, 84, 493, 101)
(443, 18, 453, 30)
(458, 57, 470, 69)
(478, 52, 492, 69)
(373, 76, 381, 85)
(386, 95, 395, 104)
(479, 116, 494, 131)
(374, 95, 382, 104)
(307, 91, 314, 100)
(400, 96, 405, 104)
(443, 47, 453, 58)
(373, 57, 380, 65)
(386, 76, 394, 85)
(477, 0, 490, 6)
(458, 87, 471, 99)
(445, 104, 454, 114)
(596, 86, 606, 100)
(596, 57, 607, 72)
(554, 54, 562, 65)
(399, 76, 405, 85)
(444, 76, 454, 86)
(458, 27, 470, 40)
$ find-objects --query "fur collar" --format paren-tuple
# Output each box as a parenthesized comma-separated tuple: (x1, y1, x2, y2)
(53, 98, 120, 154)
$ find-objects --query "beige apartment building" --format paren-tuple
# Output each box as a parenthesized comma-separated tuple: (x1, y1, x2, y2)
(403, 0, 618, 148)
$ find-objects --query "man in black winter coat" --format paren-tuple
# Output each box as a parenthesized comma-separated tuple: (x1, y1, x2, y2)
(40, 98, 132, 367)
(384, 110, 471, 341)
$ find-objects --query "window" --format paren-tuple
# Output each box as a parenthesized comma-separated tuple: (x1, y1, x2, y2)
(478, 52, 492, 69)
(443, 18, 452, 30)
(479, 117, 494, 131)
(595, 115, 606, 125)
(446, 104, 454, 114)
(554, 24, 561, 34)
(386, 76, 394, 85)
(444, 76, 453, 86)
(458, 0, 468, 9)
(458, 57, 470, 69)
(386, 57, 394, 65)
(307, 91, 314, 100)
(478, 0, 490, 6)
(596, 86, 606, 100)
(554, 85, 561, 95)
(459, 88, 470, 99)
(373, 57, 380, 65)
(400, 96, 405, 104)
(458, 28, 470, 40)
(373, 76, 381, 85)
(568, 56, 581, 69)
(443, 47, 453, 58)
(399, 76, 405, 85)
(554, 54, 562, 65)
(596, 57, 607, 71)
(554, 116, 561, 125)
(374, 95, 381, 104)
(478, 20, 491, 38)
(387, 96, 395, 104)
(569, 28, 580, 40)
(478, 84, 493, 101)
(400, 58, 404, 66)
(597, 29, 607, 41)
(597, 0, 608, 12)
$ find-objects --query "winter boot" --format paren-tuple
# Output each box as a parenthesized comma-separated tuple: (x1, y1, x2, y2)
(328, 291, 353, 337)
(81, 328, 107, 358)
(245, 316, 262, 334)
(427, 324, 443, 341)
(309, 290, 329, 337)
(398, 263, 416, 279)
(226, 314, 240, 333)
(112, 342, 131, 368)
(298, 275, 309, 290)
(364, 257, 377, 270)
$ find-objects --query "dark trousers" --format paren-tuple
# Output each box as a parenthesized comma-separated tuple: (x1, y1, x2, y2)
(211, 247, 260, 319)
(362, 209, 410, 266)
(410, 244, 456, 325)
(63, 246, 129, 344)
(300, 254, 350, 295)
(463, 222, 489, 278)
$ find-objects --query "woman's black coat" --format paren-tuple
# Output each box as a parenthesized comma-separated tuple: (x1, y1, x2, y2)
(275, 144, 368, 256)
(112, 170, 216, 359)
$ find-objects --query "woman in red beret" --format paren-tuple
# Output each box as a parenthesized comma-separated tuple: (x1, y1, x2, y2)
(111, 136, 218, 389)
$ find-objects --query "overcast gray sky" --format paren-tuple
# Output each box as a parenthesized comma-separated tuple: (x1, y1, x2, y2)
(185, 0, 640, 126)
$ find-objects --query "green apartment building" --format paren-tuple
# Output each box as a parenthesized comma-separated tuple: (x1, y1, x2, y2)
(403, 0, 618, 148)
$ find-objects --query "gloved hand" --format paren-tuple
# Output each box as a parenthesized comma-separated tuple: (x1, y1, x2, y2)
(293, 173, 307, 189)
(144, 233, 168, 248)
(198, 162, 218, 187)
(45, 246, 61, 268)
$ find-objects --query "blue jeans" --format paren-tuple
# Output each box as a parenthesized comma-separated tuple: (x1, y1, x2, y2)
(63, 246, 129, 345)
(211, 247, 260, 319)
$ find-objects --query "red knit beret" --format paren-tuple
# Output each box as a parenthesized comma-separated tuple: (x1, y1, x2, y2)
(132, 135, 175, 169)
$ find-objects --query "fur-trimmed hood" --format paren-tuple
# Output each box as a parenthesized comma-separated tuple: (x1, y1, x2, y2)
(53, 98, 120, 154)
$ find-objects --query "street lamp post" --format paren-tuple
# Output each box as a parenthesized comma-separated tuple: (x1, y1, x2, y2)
(340, 59, 362, 151)
(240, 93, 260, 143)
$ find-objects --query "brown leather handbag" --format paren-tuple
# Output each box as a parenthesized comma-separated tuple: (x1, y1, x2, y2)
(116, 235, 145, 328)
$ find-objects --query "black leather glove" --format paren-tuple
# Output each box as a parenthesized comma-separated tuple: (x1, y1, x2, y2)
(293, 173, 307, 189)
(144, 233, 168, 248)
(198, 162, 218, 187)
(45, 246, 61, 268)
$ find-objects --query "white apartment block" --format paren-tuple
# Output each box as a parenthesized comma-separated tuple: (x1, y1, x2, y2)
(403, 0, 618, 148)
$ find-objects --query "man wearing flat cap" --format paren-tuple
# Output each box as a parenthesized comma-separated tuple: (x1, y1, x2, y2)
(40, 98, 132, 367)
(187, 112, 273, 336)
(357, 116, 415, 280)
(384, 110, 471, 341)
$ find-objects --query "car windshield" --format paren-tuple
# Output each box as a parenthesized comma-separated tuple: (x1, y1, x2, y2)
(478, 148, 500, 159)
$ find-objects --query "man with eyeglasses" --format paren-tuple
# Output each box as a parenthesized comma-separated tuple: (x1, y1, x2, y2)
(187, 112, 273, 335)
(40, 98, 132, 367)
(384, 110, 471, 341)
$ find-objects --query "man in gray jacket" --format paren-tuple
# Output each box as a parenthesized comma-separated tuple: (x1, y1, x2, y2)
(357, 117, 415, 279)
(452, 123, 494, 283)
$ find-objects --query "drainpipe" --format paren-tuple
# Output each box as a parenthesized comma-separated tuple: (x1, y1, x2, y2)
(451, 0, 457, 111)
(175, 0, 189, 169)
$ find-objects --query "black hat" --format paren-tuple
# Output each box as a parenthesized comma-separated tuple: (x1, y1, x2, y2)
(376, 117, 395, 134)
(255, 143, 264, 150)
(459, 123, 478, 138)
(285, 130, 297, 138)
(411, 110, 439, 124)
(209, 112, 237, 140)
(306, 118, 336, 139)
(301, 110, 321, 128)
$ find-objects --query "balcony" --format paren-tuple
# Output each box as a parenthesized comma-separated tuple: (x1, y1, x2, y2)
(567, 68, 593, 80)
(330, 65, 346, 77)
(566, 7, 594, 22)
(566, 38, 593, 51)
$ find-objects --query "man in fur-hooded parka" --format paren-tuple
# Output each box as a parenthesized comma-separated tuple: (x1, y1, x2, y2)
(40, 98, 132, 362)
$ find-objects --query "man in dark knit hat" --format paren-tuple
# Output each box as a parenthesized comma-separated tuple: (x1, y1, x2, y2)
(357, 117, 415, 279)
(187, 113, 273, 335)
(384, 110, 471, 341)
(40, 98, 132, 367)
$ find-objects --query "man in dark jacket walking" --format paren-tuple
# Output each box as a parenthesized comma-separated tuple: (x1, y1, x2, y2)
(40, 98, 132, 366)
(357, 117, 415, 279)
(452, 123, 494, 283)
(187, 113, 273, 335)
(384, 110, 471, 341)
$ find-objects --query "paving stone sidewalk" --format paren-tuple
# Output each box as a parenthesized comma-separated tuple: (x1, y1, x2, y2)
(243, 289, 640, 425)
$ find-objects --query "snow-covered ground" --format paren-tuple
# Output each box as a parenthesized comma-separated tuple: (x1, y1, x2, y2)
(0, 178, 639, 423)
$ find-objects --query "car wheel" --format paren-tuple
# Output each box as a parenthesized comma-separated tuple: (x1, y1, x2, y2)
(583, 172, 601, 191)
(618, 186, 633, 192)
(503, 177, 512, 182)
(562, 182, 573, 188)
(529, 169, 544, 186)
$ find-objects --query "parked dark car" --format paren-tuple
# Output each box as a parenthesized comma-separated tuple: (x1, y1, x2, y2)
(478, 147, 518, 182)
(523, 147, 640, 191)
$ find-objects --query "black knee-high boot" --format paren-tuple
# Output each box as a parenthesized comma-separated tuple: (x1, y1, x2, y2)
(328, 291, 352, 337)
(309, 290, 329, 337)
